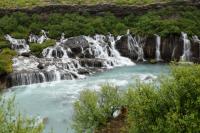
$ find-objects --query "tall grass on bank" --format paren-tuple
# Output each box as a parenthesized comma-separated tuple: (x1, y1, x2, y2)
(73, 65, 200, 133)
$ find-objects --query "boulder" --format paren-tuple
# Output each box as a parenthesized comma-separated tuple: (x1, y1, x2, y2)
(37, 63, 45, 69)
(63, 36, 89, 57)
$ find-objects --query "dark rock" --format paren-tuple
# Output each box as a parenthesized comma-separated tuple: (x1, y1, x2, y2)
(191, 39, 200, 59)
(161, 34, 183, 62)
(78, 68, 90, 75)
(37, 63, 45, 69)
(63, 36, 89, 57)
(143, 36, 156, 60)
(79, 58, 105, 68)
(0, 74, 8, 90)
(116, 35, 137, 60)
(21, 52, 30, 57)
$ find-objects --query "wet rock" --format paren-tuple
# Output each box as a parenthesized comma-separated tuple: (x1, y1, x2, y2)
(0, 74, 8, 90)
(116, 35, 137, 60)
(79, 58, 105, 68)
(161, 34, 183, 62)
(63, 36, 89, 57)
(37, 63, 45, 69)
(21, 52, 30, 57)
(191, 37, 200, 59)
(143, 36, 156, 60)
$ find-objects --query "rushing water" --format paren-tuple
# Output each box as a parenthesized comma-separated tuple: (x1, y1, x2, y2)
(4, 64, 169, 133)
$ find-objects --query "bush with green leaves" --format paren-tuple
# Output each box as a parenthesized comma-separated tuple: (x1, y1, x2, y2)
(30, 39, 56, 57)
(0, 96, 44, 133)
(73, 65, 200, 132)
(73, 85, 122, 132)
(0, 48, 16, 75)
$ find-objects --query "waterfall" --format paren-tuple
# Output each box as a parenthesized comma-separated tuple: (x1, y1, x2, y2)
(155, 34, 162, 61)
(4, 34, 30, 54)
(42, 42, 69, 59)
(181, 32, 191, 62)
(29, 30, 49, 44)
(127, 34, 145, 61)
(60, 33, 68, 44)
(7, 33, 135, 87)
(84, 34, 134, 68)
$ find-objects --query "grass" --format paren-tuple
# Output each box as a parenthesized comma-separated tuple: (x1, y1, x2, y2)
(0, 0, 171, 8)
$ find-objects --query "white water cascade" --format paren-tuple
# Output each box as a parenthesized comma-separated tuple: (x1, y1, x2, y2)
(29, 30, 49, 44)
(155, 34, 162, 61)
(84, 34, 135, 68)
(181, 32, 191, 62)
(4, 34, 30, 54)
(42, 42, 69, 59)
(6, 32, 135, 87)
(127, 34, 145, 61)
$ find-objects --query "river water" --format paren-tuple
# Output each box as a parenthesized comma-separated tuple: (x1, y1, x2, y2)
(3, 64, 169, 133)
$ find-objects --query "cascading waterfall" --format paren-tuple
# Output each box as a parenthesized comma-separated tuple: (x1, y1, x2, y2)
(84, 34, 134, 68)
(6, 32, 135, 87)
(181, 32, 191, 62)
(29, 30, 49, 44)
(4, 34, 30, 54)
(42, 42, 69, 59)
(155, 34, 162, 61)
(127, 33, 145, 61)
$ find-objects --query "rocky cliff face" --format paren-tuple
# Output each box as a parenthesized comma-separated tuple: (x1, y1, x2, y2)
(116, 33, 200, 62)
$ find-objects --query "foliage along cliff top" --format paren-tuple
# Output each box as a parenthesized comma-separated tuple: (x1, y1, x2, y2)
(0, 0, 172, 8)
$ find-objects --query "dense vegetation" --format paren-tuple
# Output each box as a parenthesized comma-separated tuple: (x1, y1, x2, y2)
(0, 0, 171, 8)
(73, 65, 200, 132)
(0, 6, 199, 41)
(0, 48, 16, 75)
(0, 96, 44, 133)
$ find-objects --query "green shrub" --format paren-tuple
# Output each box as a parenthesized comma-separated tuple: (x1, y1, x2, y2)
(0, 6, 200, 39)
(73, 85, 122, 132)
(0, 48, 16, 74)
(73, 65, 200, 132)
(30, 39, 56, 57)
(0, 41, 10, 49)
(0, 96, 44, 133)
